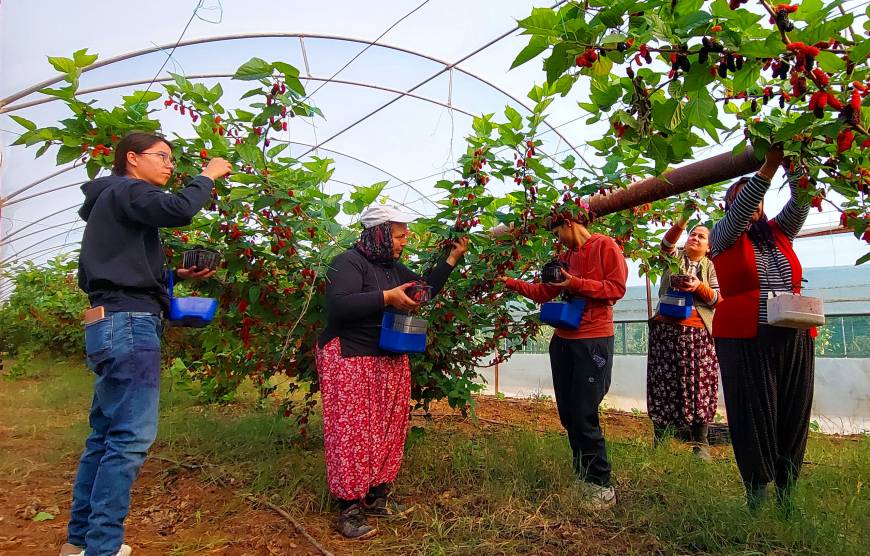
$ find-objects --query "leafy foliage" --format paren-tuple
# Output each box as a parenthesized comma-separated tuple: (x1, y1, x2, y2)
(511, 0, 870, 243)
(5, 8, 869, 415)
(0, 256, 88, 375)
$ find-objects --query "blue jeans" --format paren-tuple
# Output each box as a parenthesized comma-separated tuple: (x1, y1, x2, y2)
(67, 312, 162, 556)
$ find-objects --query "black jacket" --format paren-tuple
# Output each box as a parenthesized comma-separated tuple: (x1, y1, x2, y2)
(77, 174, 213, 315)
(318, 247, 456, 356)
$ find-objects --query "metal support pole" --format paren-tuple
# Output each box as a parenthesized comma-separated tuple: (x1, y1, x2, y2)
(587, 147, 763, 218)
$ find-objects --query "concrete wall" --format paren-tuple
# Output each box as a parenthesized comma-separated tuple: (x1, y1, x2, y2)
(477, 355, 870, 434)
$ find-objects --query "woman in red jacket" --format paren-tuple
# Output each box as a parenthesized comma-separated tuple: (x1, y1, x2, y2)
(709, 147, 812, 512)
(497, 215, 627, 510)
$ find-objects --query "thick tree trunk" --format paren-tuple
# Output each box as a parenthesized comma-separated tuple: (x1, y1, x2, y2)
(586, 147, 762, 218)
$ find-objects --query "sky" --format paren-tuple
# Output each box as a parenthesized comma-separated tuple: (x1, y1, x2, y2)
(1, 0, 868, 288)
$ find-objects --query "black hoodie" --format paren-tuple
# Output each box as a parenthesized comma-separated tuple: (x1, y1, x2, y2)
(77, 174, 214, 315)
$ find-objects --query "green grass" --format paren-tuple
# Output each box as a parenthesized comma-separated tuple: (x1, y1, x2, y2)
(3, 357, 868, 555)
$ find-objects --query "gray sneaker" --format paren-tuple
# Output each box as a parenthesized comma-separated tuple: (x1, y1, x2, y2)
(583, 483, 617, 511)
(363, 496, 415, 518)
(334, 504, 377, 540)
(692, 444, 713, 462)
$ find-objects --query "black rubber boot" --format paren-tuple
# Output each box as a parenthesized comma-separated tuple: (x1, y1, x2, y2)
(745, 482, 768, 513)
(691, 423, 712, 461)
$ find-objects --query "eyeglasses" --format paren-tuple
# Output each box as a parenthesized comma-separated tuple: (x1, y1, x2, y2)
(138, 151, 176, 167)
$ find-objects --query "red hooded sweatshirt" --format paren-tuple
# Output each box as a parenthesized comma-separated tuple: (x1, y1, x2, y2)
(505, 234, 628, 339)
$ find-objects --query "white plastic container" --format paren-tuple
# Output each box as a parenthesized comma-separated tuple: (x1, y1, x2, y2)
(766, 293, 825, 329)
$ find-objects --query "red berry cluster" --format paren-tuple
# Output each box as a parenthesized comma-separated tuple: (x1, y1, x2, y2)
(464, 147, 490, 186)
(772, 4, 799, 32)
(574, 48, 598, 68)
(634, 43, 653, 66)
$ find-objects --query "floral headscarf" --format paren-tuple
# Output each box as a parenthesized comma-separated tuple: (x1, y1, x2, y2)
(355, 221, 394, 265)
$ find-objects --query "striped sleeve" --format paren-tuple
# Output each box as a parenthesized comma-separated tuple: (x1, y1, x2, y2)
(710, 173, 771, 256)
(773, 170, 810, 240)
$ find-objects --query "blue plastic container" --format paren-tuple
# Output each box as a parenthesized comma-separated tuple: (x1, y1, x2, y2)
(166, 271, 218, 328)
(658, 288, 694, 320)
(540, 299, 587, 330)
(379, 312, 427, 353)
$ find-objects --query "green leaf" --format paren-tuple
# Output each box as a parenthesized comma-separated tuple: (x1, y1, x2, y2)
(675, 11, 712, 32)
(590, 55, 613, 78)
(284, 78, 306, 97)
(732, 64, 761, 94)
(471, 114, 494, 137)
(648, 135, 670, 169)
(543, 42, 574, 85)
(72, 48, 98, 68)
(272, 61, 301, 77)
(685, 92, 719, 140)
(248, 286, 261, 303)
(56, 144, 81, 165)
(47, 56, 77, 75)
(601, 33, 627, 45)
(239, 88, 262, 100)
(794, 14, 854, 45)
(856, 251, 870, 265)
(504, 105, 523, 129)
(229, 186, 254, 201)
(9, 115, 36, 131)
(651, 99, 684, 131)
(86, 159, 101, 179)
(233, 58, 273, 81)
(852, 39, 870, 63)
(516, 8, 561, 37)
(596, 7, 624, 28)
(816, 51, 845, 73)
(35, 143, 51, 159)
(266, 143, 288, 157)
(792, 0, 823, 22)
(738, 36, 783, 59)
(208, 82, 224, 102)
(39, 86, 75, 100)
(510, 36, 549, 69)
(237, 143, 265, 168)
(122, 90, 161, 105)
(711, 0, 763, 27)
(32, 511, 55, 522)
(549, 74, 577, 97)
(589, 76, 622, 109)
(586, 135, 616, 152)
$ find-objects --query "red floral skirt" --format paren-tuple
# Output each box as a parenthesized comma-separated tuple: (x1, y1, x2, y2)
(647, 319, 720, 428)
(315, 338, 411, 501)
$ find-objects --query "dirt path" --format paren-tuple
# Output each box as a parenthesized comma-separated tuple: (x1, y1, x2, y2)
(0, 454, 324, 555)
(0, 386, 702, 555)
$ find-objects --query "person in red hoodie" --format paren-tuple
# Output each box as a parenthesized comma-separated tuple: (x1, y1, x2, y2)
(497, 214, 627, 509)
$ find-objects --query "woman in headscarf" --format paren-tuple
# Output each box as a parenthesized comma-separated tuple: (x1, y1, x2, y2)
(646, 203, 721, 460)
(316, 203, 469, 539)
(709, 146, 813, 513)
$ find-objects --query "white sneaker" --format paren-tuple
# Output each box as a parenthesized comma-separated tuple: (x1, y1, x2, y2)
(59, 543, 132, 556)
(584, 484, 617, 510)
(59, 543, 84, 556)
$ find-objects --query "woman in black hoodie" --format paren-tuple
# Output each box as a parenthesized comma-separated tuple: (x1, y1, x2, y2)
(61, 132, 230, 556)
